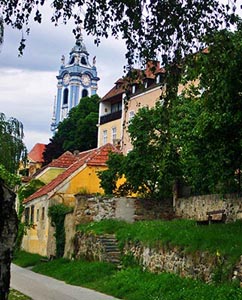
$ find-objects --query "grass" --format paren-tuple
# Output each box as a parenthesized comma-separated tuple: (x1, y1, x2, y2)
(9, 289, 31, 300)
(77, 219, 242, 263)
(13, 250, 45, 268)
(14, 252, 242, 300)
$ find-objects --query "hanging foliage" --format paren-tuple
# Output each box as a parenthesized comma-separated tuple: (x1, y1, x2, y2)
(48, 204, 73, 258)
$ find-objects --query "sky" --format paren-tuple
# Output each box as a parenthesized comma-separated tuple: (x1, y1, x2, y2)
(0, 6, 127, 151)
(0, 2, 241, 152)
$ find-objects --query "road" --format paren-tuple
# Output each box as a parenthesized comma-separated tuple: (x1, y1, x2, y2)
(11, 264, 120, 300)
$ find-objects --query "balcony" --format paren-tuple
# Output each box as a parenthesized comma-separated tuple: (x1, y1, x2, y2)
(100, 110, 122, 125)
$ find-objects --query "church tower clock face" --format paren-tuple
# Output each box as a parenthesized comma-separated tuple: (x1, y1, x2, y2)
(63, 73, 70, 85)
(81, 74, 91, 86)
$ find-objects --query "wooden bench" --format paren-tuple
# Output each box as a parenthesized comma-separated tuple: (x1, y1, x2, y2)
(206, 209, 226, 224)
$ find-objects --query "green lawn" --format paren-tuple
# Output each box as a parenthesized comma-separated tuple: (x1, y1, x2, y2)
(9, 289, 31, 300)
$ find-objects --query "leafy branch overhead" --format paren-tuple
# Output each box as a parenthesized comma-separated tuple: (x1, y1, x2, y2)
(0, 0, 239, 63)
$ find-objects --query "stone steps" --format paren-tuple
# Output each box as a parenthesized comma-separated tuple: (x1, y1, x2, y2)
(98, 234, 121, 266)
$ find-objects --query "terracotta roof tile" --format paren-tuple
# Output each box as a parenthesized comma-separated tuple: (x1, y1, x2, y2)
(23, 144, 119, 204)
(48, 151, 77, 168)
(28, 143, 46, 163)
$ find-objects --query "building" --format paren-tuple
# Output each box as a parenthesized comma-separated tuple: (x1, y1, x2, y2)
(97, 61, 165, 154)
(21, 143, 119, 256)
(51, 33, 99, 131)
(18, 143, 47, 178)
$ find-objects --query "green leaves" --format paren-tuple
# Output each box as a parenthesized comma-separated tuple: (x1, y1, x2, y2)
(43, 95, 100, 165)
(1, 0, 239, 64)
(0, 112, 27, 176)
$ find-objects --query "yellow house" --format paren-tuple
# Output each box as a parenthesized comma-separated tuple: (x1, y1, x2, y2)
(21, 143, 118, 257)
(34, 150, 82, 184)
(97, 62, 165, 154)
(18, 143, 47, 178)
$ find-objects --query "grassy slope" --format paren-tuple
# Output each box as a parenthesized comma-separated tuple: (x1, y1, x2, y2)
(78, 219, 242, 265)
(13, 219, 242, 300)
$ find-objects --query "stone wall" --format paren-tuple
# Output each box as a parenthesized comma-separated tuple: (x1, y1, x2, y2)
(74, 232, 106, 261)
(73, 232, 242, 284)
(123, 241, 217, 282)
(74, 195, 173, 225)
(175, 194, 242, 222)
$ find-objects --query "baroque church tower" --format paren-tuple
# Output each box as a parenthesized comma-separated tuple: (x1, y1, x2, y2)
(51, 34, 99, 131)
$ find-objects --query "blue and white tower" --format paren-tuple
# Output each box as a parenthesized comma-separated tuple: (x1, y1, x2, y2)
(51, 34, 99, 131)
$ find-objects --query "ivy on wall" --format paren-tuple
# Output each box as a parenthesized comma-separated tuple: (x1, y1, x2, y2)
(48, 204, 73, 258)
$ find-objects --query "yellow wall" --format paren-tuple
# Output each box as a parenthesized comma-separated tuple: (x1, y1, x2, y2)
(122, 87, 161, 154)
(98, 119, 122, 148)
(21, 164, 107, 256)
(37, 168, 66, 184)
(21, 197, 51, 257)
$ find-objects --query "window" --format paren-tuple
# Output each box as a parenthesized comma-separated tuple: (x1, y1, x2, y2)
(81, 57, 87, 65)
(30, 205, 34, 223)
(112, 127, 117, 143)
(82, 89, 88, 98)
(129, 111, 135, 123)
(63, 88, 69, 105)
(132, 85, 136, 94)
(111, 102, 122, 113)
(24, 207, 30, 225)
(103, 130, 108, 144)
(36, 209, 39, 222)
(156, 74, 161, 84)
(42, 207, 45, 220)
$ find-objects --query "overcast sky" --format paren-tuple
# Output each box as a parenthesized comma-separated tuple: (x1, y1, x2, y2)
(0, 2, 241, 152)
(0, 6, 127, 151)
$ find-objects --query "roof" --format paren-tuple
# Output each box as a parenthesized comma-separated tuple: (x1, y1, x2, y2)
(23, 143, 119, 204)
(28, 143, 47, 163)
(102, 78, 126, 102)
(101, 61, 165, 103)
(48, 151, 77, 168)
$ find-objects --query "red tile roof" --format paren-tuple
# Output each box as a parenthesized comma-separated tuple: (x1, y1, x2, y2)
(23, 144, 119, 204)
(48, 151, 77, 168)
(101, 61, 165, 103)
(28, 143, 46, 163)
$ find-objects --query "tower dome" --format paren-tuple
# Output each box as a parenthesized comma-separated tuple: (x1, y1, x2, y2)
(51, 35, 99, 131)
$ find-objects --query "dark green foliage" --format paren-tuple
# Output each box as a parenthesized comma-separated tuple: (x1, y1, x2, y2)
(43, 95, 99, 165)
(98, 152, 125, 195)
(48, 204, 73, 258)
(0, 165, 21, 189)
(172, 27, 242, 194)
(0, 113, 27, 175)
(1, 0, 238, 67)
(18, 179, 45, 218)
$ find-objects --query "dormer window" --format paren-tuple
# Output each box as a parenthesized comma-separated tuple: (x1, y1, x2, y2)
(132, 85, 136, 94)
(156, 74, 161, 84)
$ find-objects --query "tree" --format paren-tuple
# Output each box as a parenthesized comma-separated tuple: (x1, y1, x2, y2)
(0, 113, 26, 299)
(172, 26, 242, 195)
(0, 113, 27, 175)
(43, 94, 99, 165)
(0, 1, 238, 63)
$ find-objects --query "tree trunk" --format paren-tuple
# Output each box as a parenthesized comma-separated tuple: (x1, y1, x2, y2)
(0, 180, 18, 300)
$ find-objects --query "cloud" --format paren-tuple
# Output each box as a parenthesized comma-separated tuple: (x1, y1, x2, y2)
(0, 9, 127, 152)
